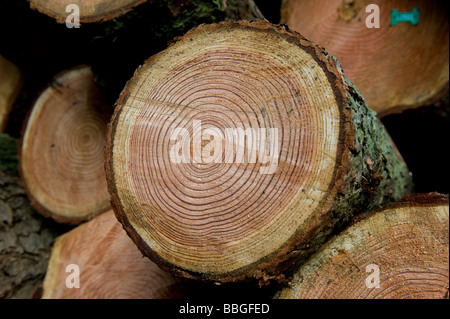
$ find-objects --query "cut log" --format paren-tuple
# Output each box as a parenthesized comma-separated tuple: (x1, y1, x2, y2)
(28, 0, 148, 23)
(0, 55, 22, 132)
(19, 65, 112, 224)
(276, 193, 449, 299)
(105, 20, 413, 284)
(28, 0, 264, 24)
(281, 0, 449, 117)
(41, 210, 185, 299)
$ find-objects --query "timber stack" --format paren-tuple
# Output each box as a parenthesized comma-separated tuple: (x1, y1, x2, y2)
(0, 0, 447, 300)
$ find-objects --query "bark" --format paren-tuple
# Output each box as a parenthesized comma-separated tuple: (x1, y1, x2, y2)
(281, 0, 449, 117)
(275, 193, 449, 299)
(105, 20, 413, 284)
(19, 66, 112, 224)
(0, 170, 66, 299)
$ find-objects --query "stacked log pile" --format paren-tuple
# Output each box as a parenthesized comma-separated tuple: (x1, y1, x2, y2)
(0, 0, 447, 300)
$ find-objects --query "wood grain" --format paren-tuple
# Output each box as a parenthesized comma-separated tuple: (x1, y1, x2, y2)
(20, 65, 111, 224)
(276, 193, 449, 299)
(106, 20, 412, 283)
(42, 210, 185, 299)
(28, 0, 147, 23)
(281, 0, 449, 116)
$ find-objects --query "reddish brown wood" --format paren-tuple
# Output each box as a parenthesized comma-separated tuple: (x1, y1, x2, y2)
(28, 0, 148, 23)
(20, 65, 111, 224)
(281, 0, 449, 117)
(105, 21, 412, 283)
(276, 193, 449, 299)
(42, 210, 185, 299)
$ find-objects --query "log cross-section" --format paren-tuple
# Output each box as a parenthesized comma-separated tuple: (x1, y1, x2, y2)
(41, 210, 185, 299)
(276, 193, 449, 299)
(105, 21, 413, 283)
(20, 65, 112, 224)
(28, 0, 148, 23)
(281, 0, 449, 116)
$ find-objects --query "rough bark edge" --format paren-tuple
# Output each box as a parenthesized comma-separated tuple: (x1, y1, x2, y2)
(18, 65, 111, 225)
(251, 58, 414, 285)
(105, 20, 353, 283)
(28, 0, 149, 23)
(105, 20, 412, 284)
(284, 72, 416, 273)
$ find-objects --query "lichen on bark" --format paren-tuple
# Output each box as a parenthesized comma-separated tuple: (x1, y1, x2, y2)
(340, 76, 414, 216)
(320, 66, 414, 237)
(269, 57, 413, 284)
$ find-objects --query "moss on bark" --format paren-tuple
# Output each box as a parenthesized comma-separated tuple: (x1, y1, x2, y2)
(84, 0, 265, 99)
(0, 134, 18, 175)
(343, 77, 414, 214)
(256, 49, 413, 285)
